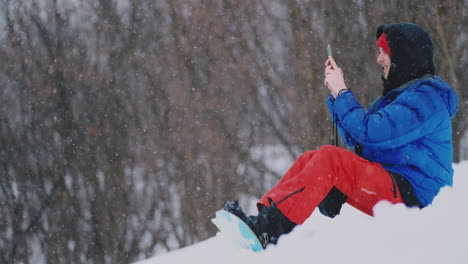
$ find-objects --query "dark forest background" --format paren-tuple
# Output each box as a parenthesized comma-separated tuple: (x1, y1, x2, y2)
(0, 0, 466, 263)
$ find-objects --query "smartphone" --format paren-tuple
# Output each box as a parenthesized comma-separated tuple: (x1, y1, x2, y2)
(326, 44, 332, 57)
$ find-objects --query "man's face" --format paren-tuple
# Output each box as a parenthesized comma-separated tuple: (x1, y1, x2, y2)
(377, 47, 391, 79)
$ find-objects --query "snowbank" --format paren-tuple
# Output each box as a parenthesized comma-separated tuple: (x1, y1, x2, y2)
(137, 161, 468, 264)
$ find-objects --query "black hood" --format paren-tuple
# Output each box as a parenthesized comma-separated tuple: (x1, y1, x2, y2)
(376, 23, 435, 96)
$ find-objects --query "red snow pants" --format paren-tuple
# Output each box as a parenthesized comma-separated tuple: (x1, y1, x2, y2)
(258, 145, 403, 224)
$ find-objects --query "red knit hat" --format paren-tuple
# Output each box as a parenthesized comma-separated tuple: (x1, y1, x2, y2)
(376, 33, 391, 57)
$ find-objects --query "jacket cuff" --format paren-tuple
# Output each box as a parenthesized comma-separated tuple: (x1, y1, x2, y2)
(333, 90, 360, 121)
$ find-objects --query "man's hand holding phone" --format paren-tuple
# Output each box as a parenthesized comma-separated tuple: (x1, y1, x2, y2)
(324, 46, 348, 98)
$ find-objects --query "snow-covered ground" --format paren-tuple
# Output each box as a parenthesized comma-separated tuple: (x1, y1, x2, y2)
(137, 161, 468, 264)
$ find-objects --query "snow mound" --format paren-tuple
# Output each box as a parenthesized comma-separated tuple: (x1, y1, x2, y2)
(137, 161, 468, 264)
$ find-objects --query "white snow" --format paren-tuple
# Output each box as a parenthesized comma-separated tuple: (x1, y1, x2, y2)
(136, 161, 468, 264)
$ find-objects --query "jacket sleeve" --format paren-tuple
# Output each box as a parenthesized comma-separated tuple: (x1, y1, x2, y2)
(326, 94, 356, 147)
(332, 85, 447, 149)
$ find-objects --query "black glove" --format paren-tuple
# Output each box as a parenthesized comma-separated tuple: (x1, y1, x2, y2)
(318, 187, 348, 218)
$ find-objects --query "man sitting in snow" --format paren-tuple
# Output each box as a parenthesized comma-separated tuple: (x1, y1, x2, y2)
(224, 23, 459, 249)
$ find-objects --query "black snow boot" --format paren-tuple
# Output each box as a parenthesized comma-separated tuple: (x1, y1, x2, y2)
(224, 200, 296, 248)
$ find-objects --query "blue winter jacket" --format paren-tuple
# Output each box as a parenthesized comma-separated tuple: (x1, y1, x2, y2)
(327, 75, 458, 206)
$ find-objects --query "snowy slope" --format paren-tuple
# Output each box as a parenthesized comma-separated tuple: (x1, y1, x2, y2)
(137, 161, 468, 264)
